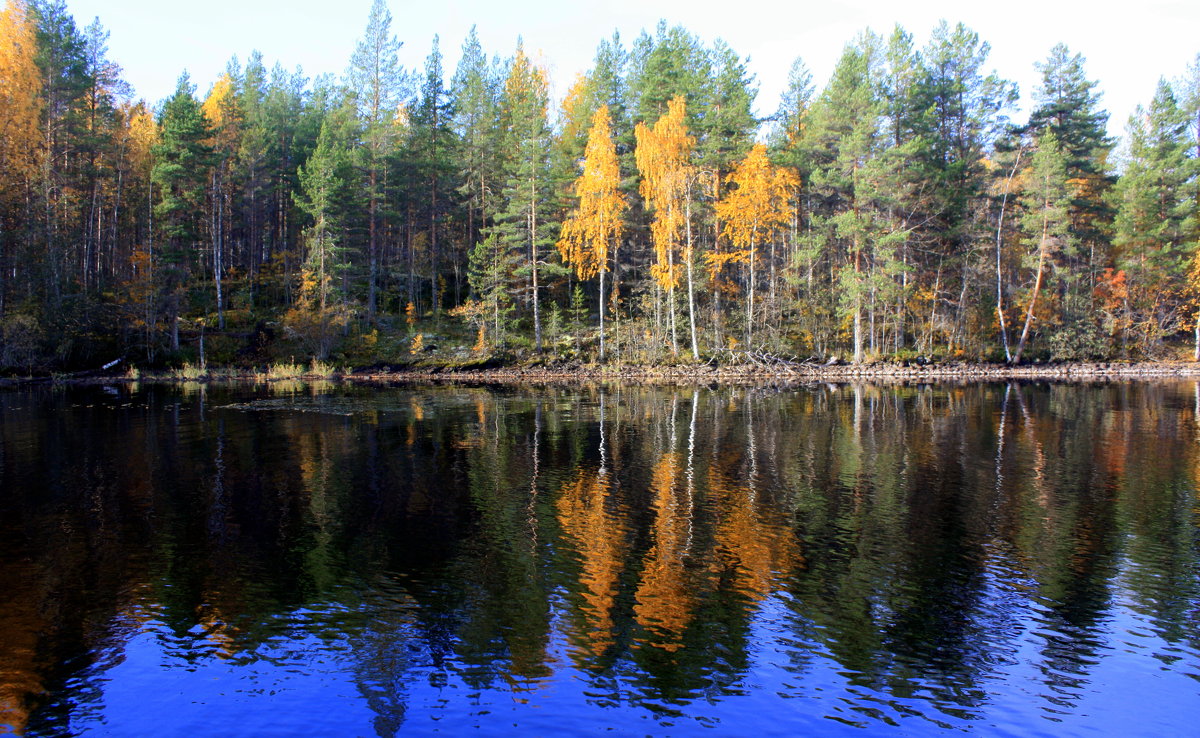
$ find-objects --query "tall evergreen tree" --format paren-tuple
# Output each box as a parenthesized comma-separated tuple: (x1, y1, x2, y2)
(1113, 80, 1191, 354)
(1028, 43, 1115, 346)
(289, 110, 354, 357)
(493, 41, 554, 352)
(451, 26, 500, 250)
(347, 0, 406, 320)
(201, 72, 241, 329)
(30, 0, 87, 305)
(918, 22, 1016, 352)
(407, 35, 459, 314)
(696, 39, 757, 177)
(152, 73, 213, 350)
(628, 22, 710, 127)
(800, 38, 883, 361)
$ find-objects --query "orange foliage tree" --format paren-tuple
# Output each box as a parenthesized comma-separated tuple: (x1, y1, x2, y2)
(0, 0, 40, 189)
(0, 0, 42, 312)
(714, 143, 797, 348)
(558, 104, 625, 361)
(635, 96, 700, 358)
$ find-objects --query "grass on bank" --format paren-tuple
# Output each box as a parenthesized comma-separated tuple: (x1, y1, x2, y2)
(258, 358, 337, 380)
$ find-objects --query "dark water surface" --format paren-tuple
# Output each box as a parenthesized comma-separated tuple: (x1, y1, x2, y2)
(1, 380, 1198, 736)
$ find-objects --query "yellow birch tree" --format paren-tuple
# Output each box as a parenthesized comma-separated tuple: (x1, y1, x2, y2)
(558, 104, 625, 361)
(0, 0, 42, 199)
(635, 96, 698, 357)
(714, 143, 797, 348)
(0, 0, 41, 315)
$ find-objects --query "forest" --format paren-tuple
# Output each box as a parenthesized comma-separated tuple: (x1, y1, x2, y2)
(1, 0, 1198, 373)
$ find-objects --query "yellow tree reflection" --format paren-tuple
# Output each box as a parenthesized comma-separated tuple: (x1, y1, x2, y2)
(634, 452, 693, 652)
(709, 461, 797, 604)
(556, 468, 625, 659)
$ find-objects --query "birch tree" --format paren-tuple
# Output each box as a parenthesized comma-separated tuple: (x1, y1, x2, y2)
(558, 105, 625, 360)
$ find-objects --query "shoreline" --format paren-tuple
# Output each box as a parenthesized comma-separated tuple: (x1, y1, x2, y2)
(7, 360, 1200, 387)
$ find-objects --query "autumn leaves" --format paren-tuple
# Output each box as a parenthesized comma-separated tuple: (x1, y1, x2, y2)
(558, 106, 623, 360)
(0, 1, 41, 199)
(558, 97, 796, 361)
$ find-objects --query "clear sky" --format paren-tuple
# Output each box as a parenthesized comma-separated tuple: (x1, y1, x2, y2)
(62, 0, 1198, 141)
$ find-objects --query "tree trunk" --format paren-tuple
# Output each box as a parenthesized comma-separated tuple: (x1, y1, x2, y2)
(367, 168, 378, 321)
(685, 194, 698, 361)
(1193, 309, 1199, 362)
(995, 148, 1021, 362)
(213, 171, 225, 331)
(1014, 212, 1050, 364)
(530, 174, 542, 353)
(853, 233, 863, 364)
(746, 224, 757, 349)
(597, 271, 604, 364)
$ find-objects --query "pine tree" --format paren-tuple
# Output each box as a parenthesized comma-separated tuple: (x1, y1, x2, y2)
(408, 35, 459, 316)
(451, 26, 500, 251)
(467, 232, 514, 348)
(696, 39, 757, 177)
(628, 22, 710, 126)
(202, 73, 241, 329)
(30, 0, 87, 309)
(1030, 44, 1112, 178)
(75, 16, 127, 293)
(1028, 44, 1114, 341)
(493, 41, 554, 352)
(588, 32, 629, 135)
(801, 39, 882, 362)
(918, 23, 1017, 353)
(289, 112, 354, 358)
(347, 0, 406, 321)
(771, 56, 814, 160)
(1113, 80, 1190, 354)
(869, 26, 929, 355)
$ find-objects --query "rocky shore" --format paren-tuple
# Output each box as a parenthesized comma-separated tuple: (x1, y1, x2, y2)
(7, 360, 1200, 387)
(344, 360, 1200, 384)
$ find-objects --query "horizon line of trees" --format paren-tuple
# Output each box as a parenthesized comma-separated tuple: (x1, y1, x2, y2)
(1, 0, 1198, 371)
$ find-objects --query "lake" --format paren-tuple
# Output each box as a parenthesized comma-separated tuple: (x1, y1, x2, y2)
(1, 380, 1198, 736)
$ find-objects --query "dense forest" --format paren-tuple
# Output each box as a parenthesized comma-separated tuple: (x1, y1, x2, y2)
(0, 0, 1198, 372)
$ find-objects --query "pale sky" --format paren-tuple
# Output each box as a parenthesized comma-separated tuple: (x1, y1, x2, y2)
(63, 0, 1198, 141)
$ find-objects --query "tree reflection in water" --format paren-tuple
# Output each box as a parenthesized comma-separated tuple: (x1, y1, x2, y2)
(1, 381, 1198, 735)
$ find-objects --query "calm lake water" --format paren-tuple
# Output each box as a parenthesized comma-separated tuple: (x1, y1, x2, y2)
(1, 380, 1198, 736)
